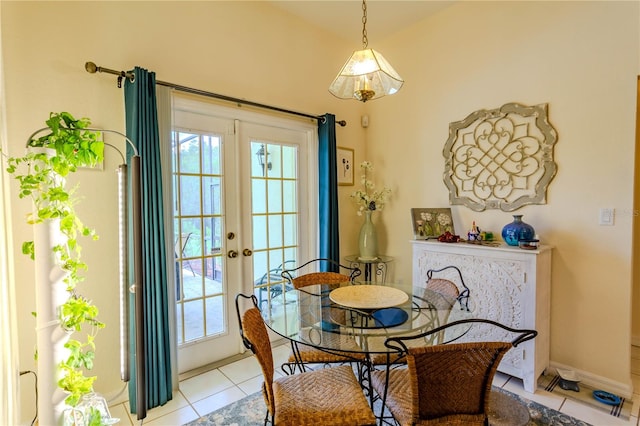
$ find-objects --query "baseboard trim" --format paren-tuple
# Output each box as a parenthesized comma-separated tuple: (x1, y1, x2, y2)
(547, 361, 634, 399)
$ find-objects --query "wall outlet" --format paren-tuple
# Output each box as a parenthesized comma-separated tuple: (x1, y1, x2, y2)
(599, 208, 614, 225)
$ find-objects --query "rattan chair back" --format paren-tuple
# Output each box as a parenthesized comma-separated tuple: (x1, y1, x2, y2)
(282, 258, 361, 289)
(235, 293, 377, 426)
(235, 294, 276, 417)
(291, 271, 351, 289)
(375, 319, 537, 425)
(426, 265, 471, 311)
(408, 341, 512, 424)
(425, 278, 460, 299)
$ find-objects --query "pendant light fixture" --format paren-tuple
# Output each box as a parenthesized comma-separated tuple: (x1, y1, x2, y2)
(328, 0, 404, 102)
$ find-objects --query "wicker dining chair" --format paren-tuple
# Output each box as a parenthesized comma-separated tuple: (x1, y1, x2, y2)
(235, 293, 377, 426)
(369, 279, 461, 367)
(425, 265, 471, 311)
(282, 258, 362, 289)
(371, 318, 537, 426)
(281, 258, 366, 374)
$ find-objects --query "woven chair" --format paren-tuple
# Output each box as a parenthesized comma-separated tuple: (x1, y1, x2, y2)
(369, 281, 461, 367)
(235, 293, 377, 426)
(281, 258, 366, 374)
(371, 318, 537, 426)
(425, 265, 471, 311)
(282, 258, 362, 289)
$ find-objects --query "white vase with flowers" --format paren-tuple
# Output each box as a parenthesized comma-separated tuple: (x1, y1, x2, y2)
(350, 161, 391, 260)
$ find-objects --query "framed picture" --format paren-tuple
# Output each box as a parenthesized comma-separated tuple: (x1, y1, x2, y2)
(337, 147, 354, 186)
(411, 208, 455, 239)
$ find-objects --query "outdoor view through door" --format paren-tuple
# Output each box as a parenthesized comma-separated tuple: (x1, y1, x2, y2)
(172, 96, 315, 372)
(173, 130, 224, 345)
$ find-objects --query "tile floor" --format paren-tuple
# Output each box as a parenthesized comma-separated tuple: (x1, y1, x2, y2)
(107, 344, 640, 426)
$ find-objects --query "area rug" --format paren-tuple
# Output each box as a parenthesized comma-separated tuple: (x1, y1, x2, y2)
(185, 387, 590, 426)
(539, 373, 631, 420)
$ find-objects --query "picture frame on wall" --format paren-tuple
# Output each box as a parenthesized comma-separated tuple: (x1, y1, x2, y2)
(337, 147, 354, 186)
(411, 208, 455, 239)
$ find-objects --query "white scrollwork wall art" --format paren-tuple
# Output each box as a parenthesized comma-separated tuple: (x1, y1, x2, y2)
(443, 103, 558, 212)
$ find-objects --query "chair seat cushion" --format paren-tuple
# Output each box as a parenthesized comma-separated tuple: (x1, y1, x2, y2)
(274, 365, 376, 425)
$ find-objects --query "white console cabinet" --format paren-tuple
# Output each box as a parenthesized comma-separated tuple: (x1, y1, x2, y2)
(412, 240, 552, 392)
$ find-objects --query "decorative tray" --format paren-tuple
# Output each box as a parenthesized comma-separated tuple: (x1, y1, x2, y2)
(329, 285, 408, 310)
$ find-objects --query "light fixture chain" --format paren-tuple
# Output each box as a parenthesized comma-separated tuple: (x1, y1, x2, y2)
(361, 0, 368, 48)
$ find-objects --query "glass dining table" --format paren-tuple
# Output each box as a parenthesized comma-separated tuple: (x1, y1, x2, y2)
(259, 281, 475, 362)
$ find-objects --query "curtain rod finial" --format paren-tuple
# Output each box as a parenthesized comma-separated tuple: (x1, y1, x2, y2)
(85, 62, 98, 74)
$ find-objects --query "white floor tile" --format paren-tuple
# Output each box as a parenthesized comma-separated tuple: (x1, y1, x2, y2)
(561, 398, 636, 425)
(502, 379, 564, 411)
(272, 342, 292, 366)
(218, 355, 262, 383)
(108, 403, 133, 426)
(109, 345, 640, 425)
(179, 369, 235, 403)
(124, 392, 190, 424)
(192, 385, 248, 417)
(237, 374, 265, 395)
(140, 405, 199, 426)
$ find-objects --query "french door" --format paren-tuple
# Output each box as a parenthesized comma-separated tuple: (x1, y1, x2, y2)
(172, 95, 316, 373)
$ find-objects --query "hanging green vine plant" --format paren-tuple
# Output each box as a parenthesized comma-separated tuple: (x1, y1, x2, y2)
(4, 112, 106, 413)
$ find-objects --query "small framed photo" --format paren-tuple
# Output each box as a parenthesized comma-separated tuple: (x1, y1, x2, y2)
(411, 208, 455, 239)
(337, 147, 354, 186)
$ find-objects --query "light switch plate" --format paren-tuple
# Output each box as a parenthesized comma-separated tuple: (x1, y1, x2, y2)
(599, 208, 614, 225)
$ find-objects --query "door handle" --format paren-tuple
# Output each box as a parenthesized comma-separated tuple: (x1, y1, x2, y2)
(243, 248, 253, 257)
(227, 250, 238, 258)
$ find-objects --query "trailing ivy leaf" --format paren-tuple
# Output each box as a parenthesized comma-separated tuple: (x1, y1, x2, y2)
(7, 111, 104, 407)
(22, 241, 34, 259)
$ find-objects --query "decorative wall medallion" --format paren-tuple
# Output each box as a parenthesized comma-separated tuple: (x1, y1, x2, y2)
(443, 103, 558, 212)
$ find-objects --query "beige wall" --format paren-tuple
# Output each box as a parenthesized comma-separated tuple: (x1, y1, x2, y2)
(635, 77, 640, 345)
(365, 0, 639, 391)
(2, 0, 639, 422)
(1, 1, 365, 420)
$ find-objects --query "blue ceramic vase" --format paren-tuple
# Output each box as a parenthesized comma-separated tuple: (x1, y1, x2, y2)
(501, 215, 535, 246)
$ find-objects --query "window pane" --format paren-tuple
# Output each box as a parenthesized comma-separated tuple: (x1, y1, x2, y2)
(184, 300, 204, 342)
(283, 214, 297, 246)
(203, 177, 221, 215)
(283, 180, 296, 212)
(202, 135, 221, 175)
(252, 179, 267, 214)
(268, 214, 283, 247)
(267, 180, 282, 213)
(282, 145, 297, 179)
(268, 144, 282, 178)
(253, 215, 268, 249)
(206, 296, 224, 335)
(178, 133, 201, 174)
(180, 175, 201, 216)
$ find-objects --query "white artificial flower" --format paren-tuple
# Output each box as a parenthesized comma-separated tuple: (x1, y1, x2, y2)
(350, 161, 391, 215)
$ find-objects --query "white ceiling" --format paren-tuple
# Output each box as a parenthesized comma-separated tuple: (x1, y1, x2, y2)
(268, 1, 454, 43)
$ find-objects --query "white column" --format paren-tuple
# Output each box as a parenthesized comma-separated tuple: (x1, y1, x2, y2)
(34, 211, 69, 425)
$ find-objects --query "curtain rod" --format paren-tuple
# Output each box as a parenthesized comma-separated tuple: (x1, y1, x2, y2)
(85, 62, 347, 127)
